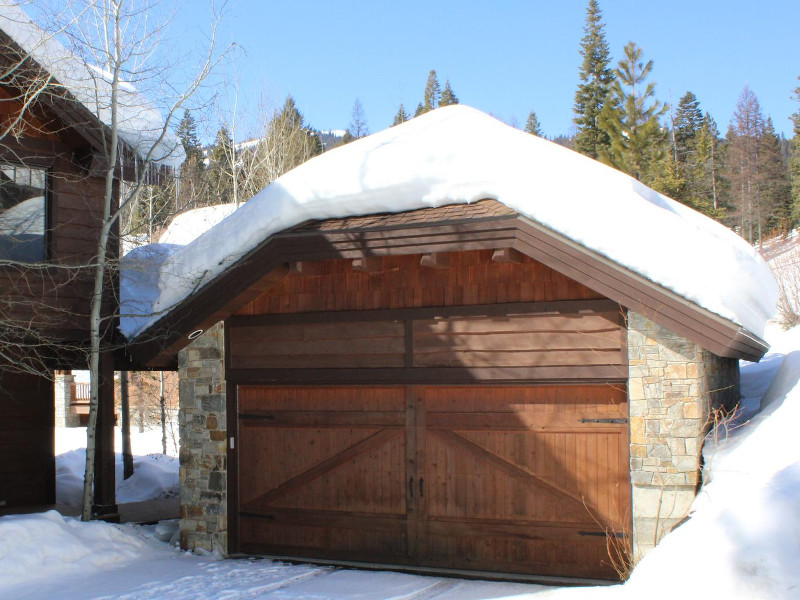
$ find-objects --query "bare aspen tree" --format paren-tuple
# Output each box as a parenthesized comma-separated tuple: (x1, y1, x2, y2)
(38, 0, 228, 520)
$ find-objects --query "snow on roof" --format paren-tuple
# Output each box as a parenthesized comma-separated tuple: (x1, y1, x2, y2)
(158, 204, 239, 245)
(0, 2, 184, 168)
(122, 105, 777, 340)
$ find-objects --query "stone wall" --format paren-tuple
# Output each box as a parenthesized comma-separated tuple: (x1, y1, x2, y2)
(178, 322, 228, 554)
(627, 311, 740, 559)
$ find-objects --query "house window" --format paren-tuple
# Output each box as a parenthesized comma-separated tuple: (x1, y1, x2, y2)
(0, 163, 47, 262)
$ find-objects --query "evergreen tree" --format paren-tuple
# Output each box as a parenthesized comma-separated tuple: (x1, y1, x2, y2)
(525, 111, 544, 136)
(414, 102, 425, 117)
(598, 42, 667, 185)
(694, 112, 724, 215)
(761, 117, 793, 232)
(573, 0, 613, 159)
(790, 76, 800, 224)
(175, 109, 207, 211)
(419, 69, 441, 115)
(392, 103, 410, 126)
(673, 91, 703, 164)
(207, 126, 234, 204)
(176, 109, 203, 163)
(263, 95, 322, 180)
(439, 78, 459, 106)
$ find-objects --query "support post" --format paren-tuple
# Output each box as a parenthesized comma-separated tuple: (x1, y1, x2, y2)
(93, 352, 118, 520)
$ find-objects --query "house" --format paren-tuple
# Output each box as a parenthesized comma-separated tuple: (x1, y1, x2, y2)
(0, 4, 181, 515)
(125, 106, 776, 580)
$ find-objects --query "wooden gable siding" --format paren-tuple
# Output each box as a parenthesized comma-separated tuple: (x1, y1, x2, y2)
(236, 249, 604, 316)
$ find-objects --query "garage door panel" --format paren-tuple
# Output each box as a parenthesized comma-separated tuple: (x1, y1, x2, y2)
(417, 385, 629, 579)
(237, 386, 411, 563)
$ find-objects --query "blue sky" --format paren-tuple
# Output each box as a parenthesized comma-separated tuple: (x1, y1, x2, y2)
(180, 0, 800, 142)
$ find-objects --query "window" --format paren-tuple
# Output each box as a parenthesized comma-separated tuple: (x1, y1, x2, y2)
(0, 163, 47, 262)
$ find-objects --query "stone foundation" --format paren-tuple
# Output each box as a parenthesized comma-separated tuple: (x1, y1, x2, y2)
(178, 322, 228, 554)
(627, 311, 740, 559)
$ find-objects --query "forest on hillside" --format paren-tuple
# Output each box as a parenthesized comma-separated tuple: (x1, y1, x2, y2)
(130, 0, 800, 249)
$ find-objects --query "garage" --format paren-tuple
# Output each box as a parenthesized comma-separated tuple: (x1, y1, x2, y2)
(235, 384, 629, 580)
(216, 246, 631, 579)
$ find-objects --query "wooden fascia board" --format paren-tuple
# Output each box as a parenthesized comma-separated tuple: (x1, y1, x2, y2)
(512, 216, 768, 361)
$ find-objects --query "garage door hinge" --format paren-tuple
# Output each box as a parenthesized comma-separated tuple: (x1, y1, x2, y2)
(579, 418, 628, 425)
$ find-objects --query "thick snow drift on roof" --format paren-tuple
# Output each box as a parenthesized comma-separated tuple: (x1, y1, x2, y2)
(0, 3, 184, 167)
(158, 204, 239, 245)
(126, 105, 776, 339)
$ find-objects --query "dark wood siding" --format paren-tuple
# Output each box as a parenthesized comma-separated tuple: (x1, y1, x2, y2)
(228, 303, 626, 378)
(0, 371, 54, 508)
(235, 250, 604, 316)
(0, 127, 111, 349)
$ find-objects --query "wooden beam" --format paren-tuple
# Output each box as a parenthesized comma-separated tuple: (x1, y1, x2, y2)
(351, 256, 382, 272)
(419, 252, 450, 269)
(491, 248, 524, 264)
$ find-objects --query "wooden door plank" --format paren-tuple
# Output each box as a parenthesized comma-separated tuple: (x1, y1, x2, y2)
(244, 429, 402, 509)
(429, 429, 589, 515)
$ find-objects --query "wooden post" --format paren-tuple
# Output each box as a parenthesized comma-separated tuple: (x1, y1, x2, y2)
(120, 371, 133, 480)
(92, 352, 118, 520)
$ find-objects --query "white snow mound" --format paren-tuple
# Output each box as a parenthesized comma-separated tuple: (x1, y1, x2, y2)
(126, 105, 776, 339)
(0, 511, 147, 587)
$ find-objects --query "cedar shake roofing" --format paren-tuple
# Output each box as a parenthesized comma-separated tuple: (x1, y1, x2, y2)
(289, 199, 517, 232)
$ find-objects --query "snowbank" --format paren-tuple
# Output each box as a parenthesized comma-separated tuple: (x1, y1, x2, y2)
(55, 427, 179, 506)
(0, 511, 148, 588)
(158, 204, 239, 245)
(123, 106, 776, 339)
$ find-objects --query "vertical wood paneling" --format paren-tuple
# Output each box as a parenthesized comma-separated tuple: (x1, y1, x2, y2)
(235, 250, 604, 316)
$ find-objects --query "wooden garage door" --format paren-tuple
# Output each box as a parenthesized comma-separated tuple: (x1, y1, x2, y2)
(236, 384, 630, 580)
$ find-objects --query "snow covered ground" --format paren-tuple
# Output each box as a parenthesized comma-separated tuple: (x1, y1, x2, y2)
(55, 427, 179, 507)
(2, 325, 799, 599)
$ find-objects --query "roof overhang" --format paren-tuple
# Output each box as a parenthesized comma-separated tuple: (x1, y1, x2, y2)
(123, 200, 769, 369)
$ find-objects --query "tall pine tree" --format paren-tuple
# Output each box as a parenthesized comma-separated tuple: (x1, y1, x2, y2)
(598, 42, 667, 185)
(694, 112, 724, 215)
(673, 92, 703, 164)
(573, 0, 613, 159)
(177, 109, 203, 163)
(790, 76, 800, 224)
(207, 126, 234, 205)
(418, 70, 441, 115)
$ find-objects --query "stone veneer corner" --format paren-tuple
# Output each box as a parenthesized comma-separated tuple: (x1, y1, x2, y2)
(627, 311, 739, 559)
(178, 322, 228, 554)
